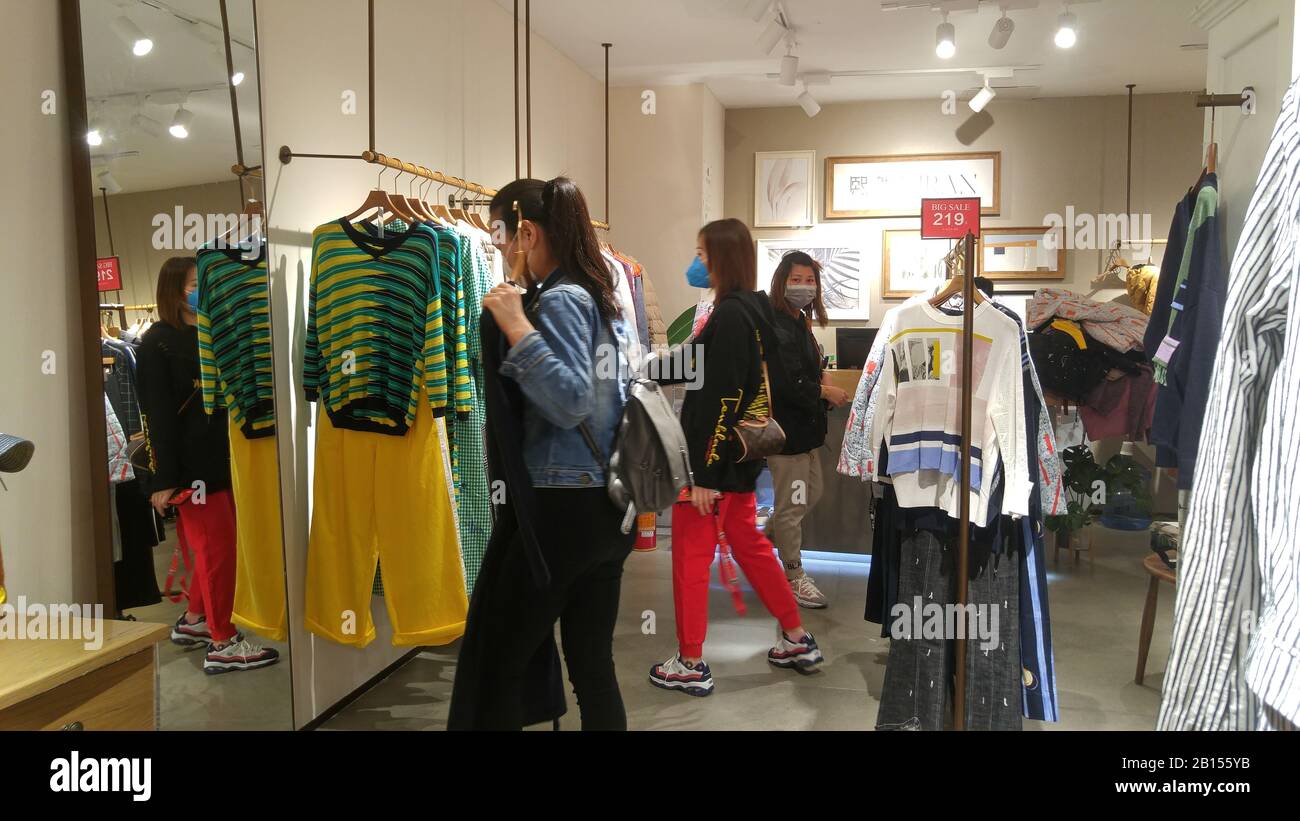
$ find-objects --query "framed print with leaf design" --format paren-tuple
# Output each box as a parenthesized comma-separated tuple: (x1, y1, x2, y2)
(977, 225, 1067, 280)
(825, 151, 1000, 219)
(754, 150, 816, 228)
(756, 235, 868, 320)
(881, 229, 952, 299)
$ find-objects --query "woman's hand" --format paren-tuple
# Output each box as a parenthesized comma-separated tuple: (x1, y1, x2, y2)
(150, 488, 177, 516)
(482, 283, 534, 345)
(820, 384, 850, 408)
(690, 485, 719, 516)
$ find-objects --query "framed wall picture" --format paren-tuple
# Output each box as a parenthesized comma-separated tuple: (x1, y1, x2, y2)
(756, 236, 869, 320)
(881, 229, 953, 299)
(977, 225, 1067, 280)
(754, 150, 816, 228)
(825, 151, 1000, 220)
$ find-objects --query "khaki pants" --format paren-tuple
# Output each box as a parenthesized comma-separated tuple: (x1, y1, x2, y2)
(764, 449, 824, 578)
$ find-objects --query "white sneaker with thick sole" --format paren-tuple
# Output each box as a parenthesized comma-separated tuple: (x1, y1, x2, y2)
(648, 653, 715, 696)
(768, 630, 825, 671)
(789, 572, 828, 608)
(203, 636, 280, 675)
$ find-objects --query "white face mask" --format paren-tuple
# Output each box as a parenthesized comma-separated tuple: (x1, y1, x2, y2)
(785, 285, 816, 310)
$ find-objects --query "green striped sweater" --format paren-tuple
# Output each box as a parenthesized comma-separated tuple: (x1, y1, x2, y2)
(196, 243, 275, 438)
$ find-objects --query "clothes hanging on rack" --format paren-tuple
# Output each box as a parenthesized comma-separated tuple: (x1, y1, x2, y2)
(1159, 80, 1300, 731)
(1145, 172, 1226, 490)
(842, 287, 1060, 725)
(303, 217, 467, 647)
(195, 239, 286, 640)
(1126, 263, 1161, 315)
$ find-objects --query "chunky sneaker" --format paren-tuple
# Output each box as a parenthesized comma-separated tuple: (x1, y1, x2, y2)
(768, 629, 824, 671)
(649, 653, 715, 696)
(203, 636, 280, 675)
(171, 614, 211, 648)
(789, 571, 828, 609)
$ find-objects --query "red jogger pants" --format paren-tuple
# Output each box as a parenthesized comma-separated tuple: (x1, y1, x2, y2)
(177, 489, 238, 643)
(671, 491, 801, 658)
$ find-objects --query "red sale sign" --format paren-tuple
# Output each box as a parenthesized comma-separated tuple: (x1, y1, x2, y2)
(96, 257, 122, 292)
(921, 198, 981, 239)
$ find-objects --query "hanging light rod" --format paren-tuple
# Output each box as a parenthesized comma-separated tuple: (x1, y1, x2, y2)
(765, 63, 1037, 79)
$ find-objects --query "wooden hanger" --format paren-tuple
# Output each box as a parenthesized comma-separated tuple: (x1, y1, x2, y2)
(344, 164, 408, 228)
(428, 179, 456, 224)
(929, 239, 985, 308)
(401, 170, 436, 222)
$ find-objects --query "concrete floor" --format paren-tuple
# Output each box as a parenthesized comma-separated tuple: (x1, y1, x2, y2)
(321, 521, 1174, 731)
(123, 521, 294, 731)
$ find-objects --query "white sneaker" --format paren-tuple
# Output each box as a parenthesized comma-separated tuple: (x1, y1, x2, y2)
(768, 629, 824, 671)
(203, 636, 280, 675)
(648, 653, 715, 696)
(789, 572, 828, 608)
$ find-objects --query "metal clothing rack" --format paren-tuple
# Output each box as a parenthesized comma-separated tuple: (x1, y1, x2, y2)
(279, 0, 611, 231)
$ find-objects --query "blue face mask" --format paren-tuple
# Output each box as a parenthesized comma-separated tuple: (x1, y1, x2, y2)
(686, 256, 710, 288)
(187, 289, 199, 311)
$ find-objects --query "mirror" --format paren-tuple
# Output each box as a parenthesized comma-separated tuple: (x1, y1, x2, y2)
(80, 0, 292, 729)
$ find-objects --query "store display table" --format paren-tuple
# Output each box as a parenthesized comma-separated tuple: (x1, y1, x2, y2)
(0, 618, 169, 730)
(801, 369, 873, 554)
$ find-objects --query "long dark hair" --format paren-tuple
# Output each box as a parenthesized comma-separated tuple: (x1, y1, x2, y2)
(770, 250, 829, 328)
(698, 218, 756, 300)
(156, 256, 197, 328)
(490, 177, 618, 319)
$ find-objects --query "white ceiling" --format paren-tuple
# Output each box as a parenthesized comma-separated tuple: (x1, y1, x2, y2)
(497, 0, 1209, 106)
(81, 0, 261, 194)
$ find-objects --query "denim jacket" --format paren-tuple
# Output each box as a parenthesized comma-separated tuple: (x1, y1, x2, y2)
(499, 269, 630, 487)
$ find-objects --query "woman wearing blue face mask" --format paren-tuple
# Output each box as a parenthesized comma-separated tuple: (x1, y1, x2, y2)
(136, 256, 278, 673)
(764, 252, 849, 608)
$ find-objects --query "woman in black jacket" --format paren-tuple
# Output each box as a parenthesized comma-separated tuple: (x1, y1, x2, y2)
(136, 256, 277, 675)
(648, 219, 824, 697)
(765, 252, 849, 608)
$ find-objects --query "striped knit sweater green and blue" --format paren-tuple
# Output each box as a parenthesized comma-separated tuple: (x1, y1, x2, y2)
(196, 242, 275, 438)
(305, 219, 449, 435)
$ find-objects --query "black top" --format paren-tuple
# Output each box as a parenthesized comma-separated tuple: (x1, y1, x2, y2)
(135, 321, 232, 495)
(677, 290, 783, 493)
(769, 306, 828, 455)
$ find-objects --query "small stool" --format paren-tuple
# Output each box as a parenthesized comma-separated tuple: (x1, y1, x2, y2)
(1136, 554, 1176, 685)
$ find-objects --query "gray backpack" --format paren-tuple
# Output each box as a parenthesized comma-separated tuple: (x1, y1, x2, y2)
(580, 364, 693, 533)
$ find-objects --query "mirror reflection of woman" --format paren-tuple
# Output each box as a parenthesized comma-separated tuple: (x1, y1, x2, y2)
(765, 252, 849, 608)
(135, 257, 278, 674)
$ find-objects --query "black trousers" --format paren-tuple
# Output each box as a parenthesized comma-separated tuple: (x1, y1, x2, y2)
(454, 487, 635, 730)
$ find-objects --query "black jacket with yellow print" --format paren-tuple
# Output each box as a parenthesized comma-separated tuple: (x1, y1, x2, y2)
(678, 289, 778, 493)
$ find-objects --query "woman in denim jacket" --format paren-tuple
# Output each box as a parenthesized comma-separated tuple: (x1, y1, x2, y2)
(452, 176, 636, 730)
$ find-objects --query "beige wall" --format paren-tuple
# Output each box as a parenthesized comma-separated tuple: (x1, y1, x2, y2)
(0, 0, 97, 606)
(256, 0, 607, 726)
(608, 84, 725, 335)
(1199, 0, 1298, 259)
(92, 180, 244, 310)
(723, 93, 1204, 355)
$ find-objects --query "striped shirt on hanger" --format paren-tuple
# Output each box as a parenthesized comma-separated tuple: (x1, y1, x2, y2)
(196, 242, 275, 438)
(1158, 79, 1300, 731)
(305, 219, 447, 435)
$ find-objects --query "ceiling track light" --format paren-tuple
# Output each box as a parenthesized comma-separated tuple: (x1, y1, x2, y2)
(969, 80, 997, 113)
(797, 85, 821, 118)
(97, 168, 122, 195)
(1055, 5, 1078, 49)
(988, 9, 1014, 50)
(169, 105, 194, 139)
(131, 113, 162, 138)
(757, 15, 787, 55)
(86, 125, 103, 147)
(110, 15, 153, 57)
(935, 12, 956, 60)
(779, 41, 799, 86)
